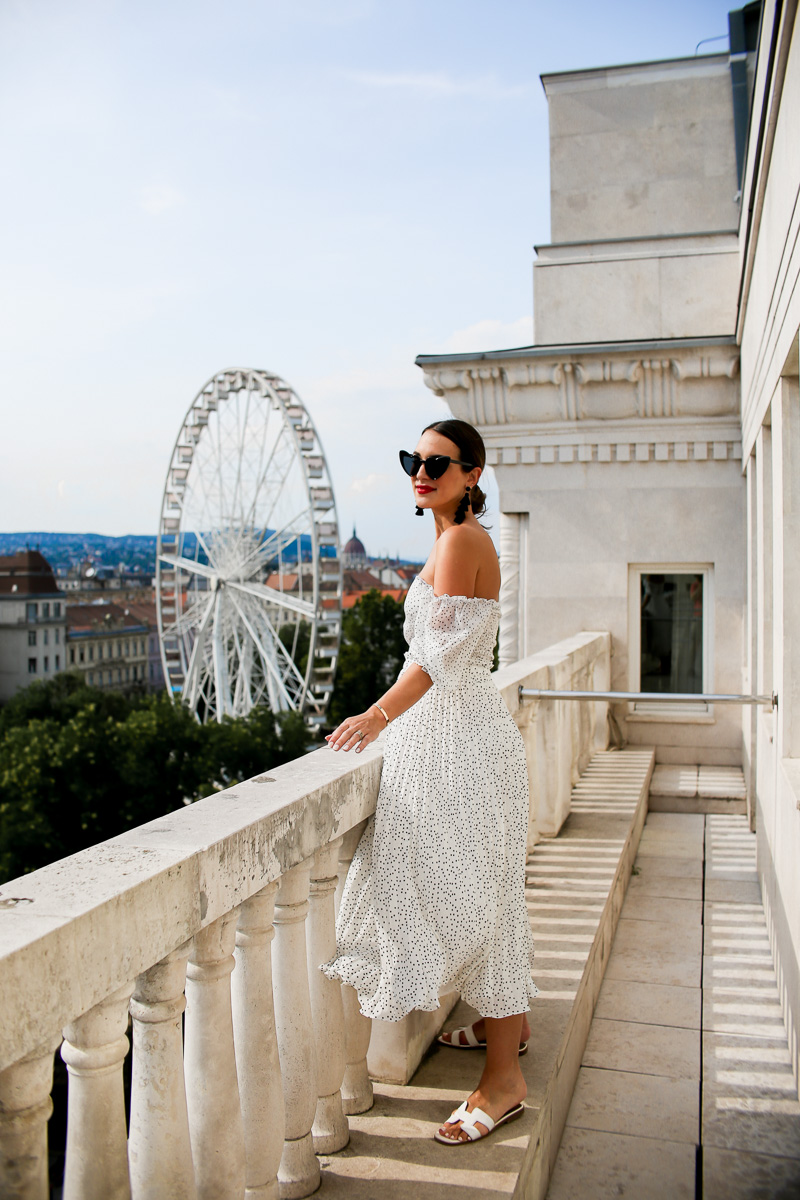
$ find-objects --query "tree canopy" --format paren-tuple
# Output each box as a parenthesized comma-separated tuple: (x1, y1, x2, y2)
(328, 590, 406, 727)
(0, 673, 307, 883)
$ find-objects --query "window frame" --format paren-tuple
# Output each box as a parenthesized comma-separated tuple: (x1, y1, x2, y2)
(627, 562, 714, 721)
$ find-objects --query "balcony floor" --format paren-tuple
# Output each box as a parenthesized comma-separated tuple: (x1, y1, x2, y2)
(546, 811, 800, 1200)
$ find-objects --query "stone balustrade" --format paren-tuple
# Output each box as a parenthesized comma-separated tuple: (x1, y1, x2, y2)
(0, 631, 610, 1199)
(495, 631, 611, 841)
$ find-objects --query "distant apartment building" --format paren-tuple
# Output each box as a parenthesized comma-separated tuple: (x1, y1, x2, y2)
(124, 600, 165, 691)
(0, 551, 67, 701)
(66, 602, 149, 690)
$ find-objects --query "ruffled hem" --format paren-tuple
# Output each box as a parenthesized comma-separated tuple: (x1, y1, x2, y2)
(320, 952, 538, 1023)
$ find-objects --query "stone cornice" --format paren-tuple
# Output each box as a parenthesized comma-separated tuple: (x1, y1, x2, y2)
(418, 342, 740, 432)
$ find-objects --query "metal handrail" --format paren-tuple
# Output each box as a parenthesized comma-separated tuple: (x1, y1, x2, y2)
(518, 688, 777, 709)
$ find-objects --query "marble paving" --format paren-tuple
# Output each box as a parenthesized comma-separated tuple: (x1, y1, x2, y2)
(546, 811, 800, 1200)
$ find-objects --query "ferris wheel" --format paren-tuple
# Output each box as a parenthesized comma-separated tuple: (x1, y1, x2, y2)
(155, 368, 342, 726)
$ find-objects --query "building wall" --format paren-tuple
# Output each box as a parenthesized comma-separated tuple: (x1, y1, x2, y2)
(67, 628, 149, 689)
(535, 56, 741, 345)
(420, 339, 745, 765)
(737, 0, 800, 1090)
(544, 56, 739, 243)
(0, 596, 67, 702)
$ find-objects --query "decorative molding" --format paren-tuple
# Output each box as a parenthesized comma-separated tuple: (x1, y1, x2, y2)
(485, 440, 743, 467)
(421, 346, 740, 428)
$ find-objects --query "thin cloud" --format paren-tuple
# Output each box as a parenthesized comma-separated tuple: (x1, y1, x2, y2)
(348, 472, 390, 495)
(440, 316, 533, 354)
(139, 184, 185, 215)
(344, 70, 530, 100)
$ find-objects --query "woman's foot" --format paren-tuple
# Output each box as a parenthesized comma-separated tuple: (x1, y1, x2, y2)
(439, 1015, 530, 1048)
(436, 1076, 527, 1143)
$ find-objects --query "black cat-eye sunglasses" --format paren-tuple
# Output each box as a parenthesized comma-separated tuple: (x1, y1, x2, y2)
(399, 451, 474, 480)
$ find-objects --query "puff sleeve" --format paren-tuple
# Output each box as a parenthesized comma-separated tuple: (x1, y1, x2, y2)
(404, 594, 491, 692)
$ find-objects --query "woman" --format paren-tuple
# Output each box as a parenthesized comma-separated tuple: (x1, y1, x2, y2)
(322, 418, 536, 1146)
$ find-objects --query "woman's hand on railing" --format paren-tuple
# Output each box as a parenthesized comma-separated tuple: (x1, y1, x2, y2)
(325, 710, 384, 753)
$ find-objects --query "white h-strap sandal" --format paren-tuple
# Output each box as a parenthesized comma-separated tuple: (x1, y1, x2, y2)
(437, 1024, 529, 1055)
(434, 1099, 524, 1144)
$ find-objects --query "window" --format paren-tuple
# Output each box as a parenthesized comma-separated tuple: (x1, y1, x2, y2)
(69, 647, 75, 664)
(89, 645, 94, 661)
(43, 629, 49, 646)
(629, 565, 712, 716)
(42, 603, 50, 619)
(28, 658, 36, 674)
(55, 654, 60, 670)
(55, 629, 60, 645)
(54, 602, 61, 617)
(140, 639, 145, 655)
(125, 666, 130, 681)
(125, 640, 130, 656)
(28, 630, 36, 647)
(117, 668, 122, 683)
(88, 671, 93, 684)
(44, 656, 49, 672)
(26, 603, 37, 622)
(79, 648, 85, 663)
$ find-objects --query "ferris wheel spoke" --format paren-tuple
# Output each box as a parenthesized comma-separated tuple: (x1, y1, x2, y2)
(241, 593, 307, 692)
(240, 422, 291, 538)
(211, 590, 233, 718)
(227, 578, 315, 620)
(228, 592, 296, 711)
(160, 553, 217, 580)
(236, 506, 311, 578)
(182, 593, 217, 709)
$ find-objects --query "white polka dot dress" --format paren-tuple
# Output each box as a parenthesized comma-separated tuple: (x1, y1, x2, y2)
(321, 575, 537, 1021)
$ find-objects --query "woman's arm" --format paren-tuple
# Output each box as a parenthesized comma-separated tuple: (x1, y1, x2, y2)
(325, 662, 432, 753)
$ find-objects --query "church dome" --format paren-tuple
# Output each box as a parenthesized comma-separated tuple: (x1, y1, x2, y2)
(343, 532, 366, 557)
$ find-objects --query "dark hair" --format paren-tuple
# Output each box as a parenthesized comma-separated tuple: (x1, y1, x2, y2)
(422, 418, 488, 518)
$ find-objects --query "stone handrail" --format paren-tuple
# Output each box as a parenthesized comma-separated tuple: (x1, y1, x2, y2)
(0, 631, 611, 1199)
(495, 631, 611, 841)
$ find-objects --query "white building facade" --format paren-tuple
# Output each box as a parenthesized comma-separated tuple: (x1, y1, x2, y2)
(418, 2, 800, 1085)
(0, 552, 67, 702)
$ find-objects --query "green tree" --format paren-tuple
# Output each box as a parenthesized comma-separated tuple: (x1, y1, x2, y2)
(0, 678, 315, 883)
(328, 590, 406, 726)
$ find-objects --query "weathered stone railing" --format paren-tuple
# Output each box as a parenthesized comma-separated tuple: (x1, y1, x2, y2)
(0, 631, 610, 1199)
(496, 631, 611, 842)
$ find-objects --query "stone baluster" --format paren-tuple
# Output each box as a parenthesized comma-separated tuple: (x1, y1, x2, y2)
(232, 882, 284, 1200)
(128, 943, 196, 1200)
(272, 862, 319, 1199)
(336, 829, 373, 1115)
(307, 840, 348, 1152)
(61, 982, 134, 1200)
(184, 913, 246, 1200)
(0, 1035, 60, 1200)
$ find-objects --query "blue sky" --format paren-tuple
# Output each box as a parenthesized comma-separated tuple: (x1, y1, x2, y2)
(1, 0, 735, 560)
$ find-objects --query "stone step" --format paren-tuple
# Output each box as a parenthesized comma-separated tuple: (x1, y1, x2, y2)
(317, 748, 655, 1198)
(648, 763, 747, 814)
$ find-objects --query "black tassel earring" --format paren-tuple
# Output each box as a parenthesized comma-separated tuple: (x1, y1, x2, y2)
(453, 489, 471, 525)
(415, 506, 424, 516)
